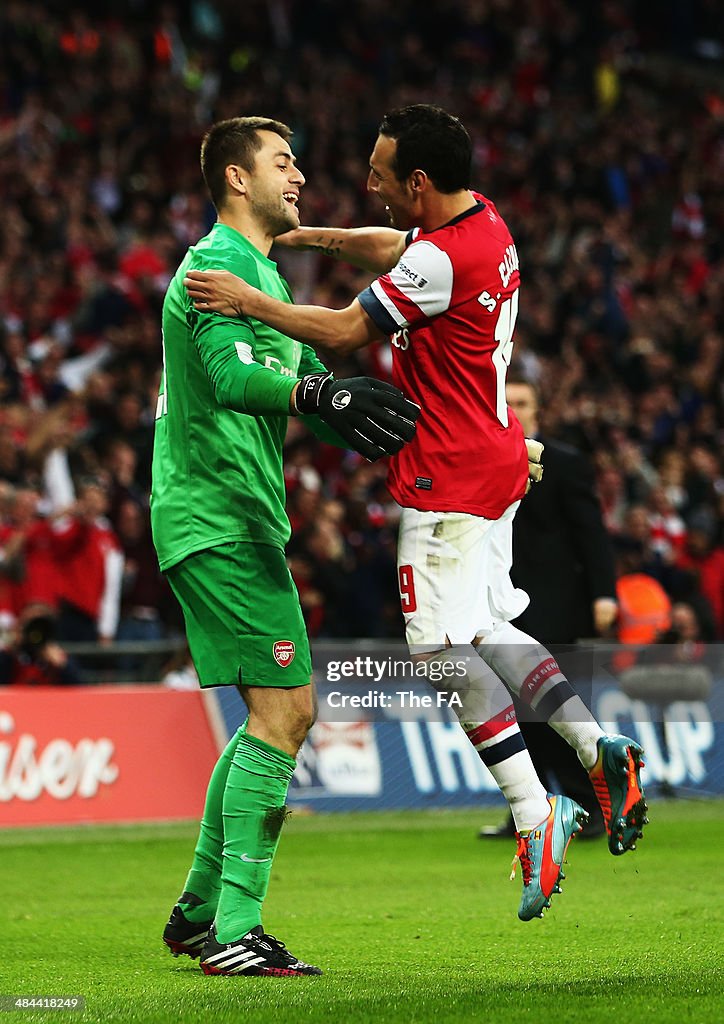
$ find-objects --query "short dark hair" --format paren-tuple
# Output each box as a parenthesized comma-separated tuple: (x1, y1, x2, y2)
(378, 105, 472, 193)
(200, 116, 293, 210)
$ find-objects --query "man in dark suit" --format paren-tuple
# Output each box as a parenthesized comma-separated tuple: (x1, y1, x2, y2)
(480, 378, 618, 837)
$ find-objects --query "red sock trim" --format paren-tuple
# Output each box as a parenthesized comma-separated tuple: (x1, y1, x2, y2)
(464, 705, 517, 748)
(520, 657, 561, 703)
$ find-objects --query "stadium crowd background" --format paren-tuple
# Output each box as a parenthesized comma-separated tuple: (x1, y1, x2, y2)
(0, 0, 722, 675)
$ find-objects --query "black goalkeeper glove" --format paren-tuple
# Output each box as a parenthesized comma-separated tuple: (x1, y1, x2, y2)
(294, 372, 420, 462)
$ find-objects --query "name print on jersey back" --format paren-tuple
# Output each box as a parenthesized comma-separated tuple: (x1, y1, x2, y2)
(498, 243, 520, 290)
(358, 195, 529, 520)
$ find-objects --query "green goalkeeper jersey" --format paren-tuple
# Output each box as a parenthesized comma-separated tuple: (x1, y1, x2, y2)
(151, 222, 333, 571)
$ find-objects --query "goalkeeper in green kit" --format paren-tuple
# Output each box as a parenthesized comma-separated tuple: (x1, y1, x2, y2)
(152, 116, 419, 977)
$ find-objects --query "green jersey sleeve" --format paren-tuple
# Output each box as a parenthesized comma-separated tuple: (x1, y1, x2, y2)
(191, 308, 296, 415)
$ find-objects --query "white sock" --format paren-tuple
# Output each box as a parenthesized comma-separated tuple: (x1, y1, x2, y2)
(443, 649, 550, 833)
(549, 698, 604, 770)
(477, 621, 604, 770)
(483, 749, 551, 832)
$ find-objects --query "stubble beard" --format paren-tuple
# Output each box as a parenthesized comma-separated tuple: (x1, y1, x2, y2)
(252, 192, 298, 238)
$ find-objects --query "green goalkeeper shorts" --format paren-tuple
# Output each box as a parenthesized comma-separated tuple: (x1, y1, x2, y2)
(166, 541, 312, 688)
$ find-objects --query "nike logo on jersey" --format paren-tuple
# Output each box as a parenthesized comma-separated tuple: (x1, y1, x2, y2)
(240, 854, 272, 863)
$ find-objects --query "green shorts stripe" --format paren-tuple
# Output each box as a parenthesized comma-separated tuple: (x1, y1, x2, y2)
(166, 541, 311, 688)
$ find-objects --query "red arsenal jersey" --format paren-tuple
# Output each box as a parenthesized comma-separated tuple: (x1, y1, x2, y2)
(358, 195, 528, 519)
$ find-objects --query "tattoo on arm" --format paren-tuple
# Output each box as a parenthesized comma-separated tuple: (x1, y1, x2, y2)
(308, 235, 342, 258)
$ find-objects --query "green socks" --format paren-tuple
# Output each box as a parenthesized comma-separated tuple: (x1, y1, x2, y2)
(178, 727, 242, 924)
(177, 723, 296, 942)
(214, 732, 295, 942)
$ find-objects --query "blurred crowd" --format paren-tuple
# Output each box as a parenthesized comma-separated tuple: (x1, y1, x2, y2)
(0, 0, 722, 670)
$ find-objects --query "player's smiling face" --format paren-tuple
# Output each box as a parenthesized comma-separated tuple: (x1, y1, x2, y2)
(247, 131, 305, 236)
(367, 134, 415, 230)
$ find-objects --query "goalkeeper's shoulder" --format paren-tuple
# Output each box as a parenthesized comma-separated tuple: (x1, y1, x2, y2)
(186, 238, 260, 284)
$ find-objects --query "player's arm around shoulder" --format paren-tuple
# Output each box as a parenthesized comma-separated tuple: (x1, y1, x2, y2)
(185, 264, 384, 356)
(273, 225, 407, 275)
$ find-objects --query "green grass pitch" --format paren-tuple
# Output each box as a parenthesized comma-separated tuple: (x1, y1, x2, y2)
(3, 800, 723, 1024)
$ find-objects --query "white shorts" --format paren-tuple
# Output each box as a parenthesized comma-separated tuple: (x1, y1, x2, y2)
(396, 502, 529, 652)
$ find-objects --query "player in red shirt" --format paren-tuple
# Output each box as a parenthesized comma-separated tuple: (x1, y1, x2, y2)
(358, 190, 528, 518)
(184, 105, 648, 920)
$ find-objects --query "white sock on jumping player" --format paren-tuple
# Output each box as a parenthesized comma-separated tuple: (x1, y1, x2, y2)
(476, 621, 604, 771)
(426, 646, 550, 832)
(548, 700, 604, 771)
